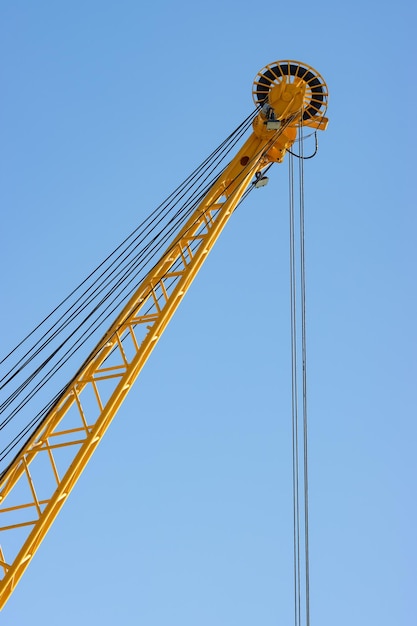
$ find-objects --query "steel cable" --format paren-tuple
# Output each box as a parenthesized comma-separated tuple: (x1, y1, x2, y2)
(0, 122, 253, 419)
(298, 116, 311, 626)
(0, 108, 261, 471)
(289, 150, 301, 626)
(288, 113, 311, 626)
(0, 109, 257, 387)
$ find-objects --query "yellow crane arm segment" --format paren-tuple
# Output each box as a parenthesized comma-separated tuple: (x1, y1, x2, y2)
(0, 60, 328, 609)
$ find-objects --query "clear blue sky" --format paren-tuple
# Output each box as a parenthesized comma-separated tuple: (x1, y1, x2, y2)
(0, 1, 415, 624)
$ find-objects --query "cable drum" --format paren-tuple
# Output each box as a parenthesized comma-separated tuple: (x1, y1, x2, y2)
(252, 60, 328, 123)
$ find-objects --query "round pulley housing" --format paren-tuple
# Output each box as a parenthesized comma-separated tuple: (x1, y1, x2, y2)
(252, 60, 328, 124)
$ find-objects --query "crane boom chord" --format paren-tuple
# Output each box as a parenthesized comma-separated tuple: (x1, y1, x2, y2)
(0, 60, 328, 609)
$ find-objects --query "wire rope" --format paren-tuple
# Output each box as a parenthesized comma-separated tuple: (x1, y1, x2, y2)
(0, 110, 255, 384)
(288, 113, 311, 626)
(298, 116, 311, 626)
(289, 150, 301, 626)
(0, 109, 257, 387)
(0, 107, 263, 472)
(0, 141, 245, 419)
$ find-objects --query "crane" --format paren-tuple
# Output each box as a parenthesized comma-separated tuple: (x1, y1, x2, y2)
(0, 60, 328, 610)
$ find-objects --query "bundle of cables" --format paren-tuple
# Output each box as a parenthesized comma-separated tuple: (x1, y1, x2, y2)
(0, 108, 261, 476)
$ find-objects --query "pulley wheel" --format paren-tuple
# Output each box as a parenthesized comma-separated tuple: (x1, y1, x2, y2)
(252, 60, 328, 122)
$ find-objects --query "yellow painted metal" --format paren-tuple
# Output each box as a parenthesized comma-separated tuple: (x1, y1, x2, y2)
(0, 60, 328, 609)
(252, 60, 329, 131)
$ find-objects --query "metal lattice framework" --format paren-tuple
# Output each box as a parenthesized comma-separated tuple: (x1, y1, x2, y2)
(0, 60, 329, 609)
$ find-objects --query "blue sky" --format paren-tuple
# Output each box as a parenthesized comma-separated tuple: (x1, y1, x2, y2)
(0, 1, 415, 625)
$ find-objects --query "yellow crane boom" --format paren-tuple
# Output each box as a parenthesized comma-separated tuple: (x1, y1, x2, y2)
(0, 60, 328, 609)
